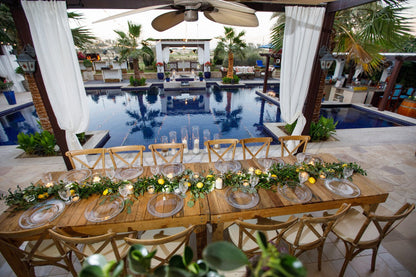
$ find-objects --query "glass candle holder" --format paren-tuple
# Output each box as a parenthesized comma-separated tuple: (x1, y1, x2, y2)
(203, 129, 211, 153)
(192, 126, 200, 154)
(181, 126, 189, 154)
(169, 131, 177, 156)
(147, 185, 155, 194)
(213, 133, 220, 149)
(161, 135, 169, 157)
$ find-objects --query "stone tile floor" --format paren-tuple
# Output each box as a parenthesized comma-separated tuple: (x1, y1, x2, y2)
(1, 91, 416, 276)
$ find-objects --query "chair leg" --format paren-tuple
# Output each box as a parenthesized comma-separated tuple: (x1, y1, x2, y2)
(371, 246, 379, 272)
(339, 243, 354, 277)
(317, 244, 323, 271)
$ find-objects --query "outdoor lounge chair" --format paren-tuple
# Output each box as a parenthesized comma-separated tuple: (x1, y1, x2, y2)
(256, 60, 265, 68)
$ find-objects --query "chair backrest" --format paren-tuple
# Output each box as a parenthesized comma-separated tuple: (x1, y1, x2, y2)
(256, 60, 264, 67)
(148, 143, 184, 165)
(0, 224, 76, 275)
(65, 148, 107, 170)
(278, 135, 310, 157)
(290, 203, 350, 248)
(240, 137, 273, 160)
(204, 139, 239, 163)
(124, 225, 195, 270)
(108, 145, 146, 168)
(352, 203, 414, 245)
(49, 228, 123, 263)
(232, 218, 297, 258)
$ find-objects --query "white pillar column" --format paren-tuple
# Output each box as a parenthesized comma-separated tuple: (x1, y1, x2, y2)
(333, 58, 345, 80)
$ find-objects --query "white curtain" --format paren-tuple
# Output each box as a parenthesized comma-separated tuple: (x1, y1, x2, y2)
(280, 6, 325, 147)
(162, 47, 170, 64)
(198, 47, 204, 65)
(21, 0, 89, 151)
(0, 45, 25, 92)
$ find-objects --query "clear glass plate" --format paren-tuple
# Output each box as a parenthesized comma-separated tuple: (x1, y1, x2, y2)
(257, 158, 285, 168)
(303, 154, 323, 165)
(147, 193, 184, 218)
(215, 160, 241, 173)
(160, 163, 185, 177)
(226, 187, 260, 209)
(278, 181, 313, 203)
(325, 178, 361, 198)
(19, 199, 65, 229)
(59, 169, 91, 183)
(115, 167, 143, 180)
(84, 196, 124, 222)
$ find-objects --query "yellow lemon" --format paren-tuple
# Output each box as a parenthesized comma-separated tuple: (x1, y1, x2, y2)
(271, 174, 277, 178)
(342, 163, 347, 167)
(44, 193, 49, 198)
(296, 168, 300, 172)
(196, 182, 204, 189)
(158, 178, 165, 185)
(206, 175, 213, 179)
(255, 169, 262, 175)
(103, 188, 109, 196)
(185, 182, 191, 187)
(308, 177, 316, 184)
(70, 189, 75, 195)
(38, 194, 44, 199)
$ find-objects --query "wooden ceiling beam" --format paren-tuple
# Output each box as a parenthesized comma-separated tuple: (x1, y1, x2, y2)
(326, 0, 376, 12)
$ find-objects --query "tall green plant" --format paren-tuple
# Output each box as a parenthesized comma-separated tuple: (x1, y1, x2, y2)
(17, 130, 57, 156)
(310, 116, 338, 141)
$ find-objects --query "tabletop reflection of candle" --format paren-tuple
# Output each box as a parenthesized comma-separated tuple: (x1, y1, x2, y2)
(215, 178, 223, 189)
(147, 185, 155, 194)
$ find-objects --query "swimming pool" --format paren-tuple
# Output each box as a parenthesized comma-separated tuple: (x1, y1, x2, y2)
(0, 86, 414, 146)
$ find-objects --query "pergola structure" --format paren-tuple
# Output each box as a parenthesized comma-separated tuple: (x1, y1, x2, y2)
(3, 0, 378, 169)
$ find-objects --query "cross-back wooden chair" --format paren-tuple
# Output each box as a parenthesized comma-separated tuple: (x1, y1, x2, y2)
(278, 135, 310, 157)
(124, 225, 195, 270)
(227, 217, 298, 259)
(148, 143, 184, 165)
(108, 145, 146, 169)
(204, 139, 239, 162)
(49, 228, 134, 265)
(327, 203, 414, 277)
(240, 137, 273, 160)
(282, 203, 351, 271)
(0, 224, 77, 277)
(65, 148, 107, 170)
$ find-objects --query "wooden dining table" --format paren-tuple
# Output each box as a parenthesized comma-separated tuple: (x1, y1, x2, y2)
(0, 153, 388, 276)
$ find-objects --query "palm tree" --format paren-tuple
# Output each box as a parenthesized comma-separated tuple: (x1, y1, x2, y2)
(114, 22, 153, 80)
(270, 1, 410, 123)
(67, 12, 96, 49)
(215, 27, 247, 78)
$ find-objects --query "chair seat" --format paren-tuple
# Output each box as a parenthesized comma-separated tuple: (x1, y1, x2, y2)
(26, 239, 63, 261)
(332, 208, 379, 243)
(283, 221, 323, 246)
(83, 239, 131, 261)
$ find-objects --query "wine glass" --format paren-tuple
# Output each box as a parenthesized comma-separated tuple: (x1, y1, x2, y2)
(105, 167, 115, 180)
(343, 167, 354, 179)
(118, 184, 129, 199)
(296, 153, 306, 164)
(249, 175, 259, 188)
(150, 165, 160, 175)
(263, 159, 274, 172)
(178, 181, 188, 198)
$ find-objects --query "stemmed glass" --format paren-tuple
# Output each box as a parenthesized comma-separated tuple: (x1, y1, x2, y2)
(249, 175, 259, 188)
(105, 167, 115, 180)
(343, 167, 354, 179)
(296, 153, 306, 164)
(118, 184, 130, 199)
(150, 165, 159, 175)
(262, 159, 274, 173)
(178, 181, 188, 198)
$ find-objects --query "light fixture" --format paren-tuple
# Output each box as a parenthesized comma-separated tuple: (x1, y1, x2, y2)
(319, 46, 335, 71)
(16, 44, 36, 74)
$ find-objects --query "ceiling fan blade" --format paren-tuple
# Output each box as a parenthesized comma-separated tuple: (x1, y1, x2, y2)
(93, 5, 169, 24)
(152, 11, 185, 32)
(206, 0, 255, 14)
(204, 9, 259, 27)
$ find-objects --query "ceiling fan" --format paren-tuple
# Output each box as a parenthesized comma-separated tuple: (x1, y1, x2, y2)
(94, 0, 259, 32)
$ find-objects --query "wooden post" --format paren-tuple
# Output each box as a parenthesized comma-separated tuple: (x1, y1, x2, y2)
(378, 57, 403, 111)
(10, 4, 72, 170)
(302, 10, 335, 135)
(261, 53, 271, 94)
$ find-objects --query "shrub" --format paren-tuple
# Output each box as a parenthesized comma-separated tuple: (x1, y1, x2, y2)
(17, 130, 57, 156)
(222, 75, 240, 84)
(83, 59, 93, 68)
(310, 116, 338, 141)
(129, 76, 146, 86)
(284, 120, 297, 134)
(15, 66, 25, 76)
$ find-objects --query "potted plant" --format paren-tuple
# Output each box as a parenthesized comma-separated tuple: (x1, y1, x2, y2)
(83, 59, 93, 71)
(198, 71, 204, 81)
(1, 79, 16, 105)
(15, 66, 30, 91)
(156, 62, 164, 80)
(165, 71, 170, 82)
(204, 61, 211, 79)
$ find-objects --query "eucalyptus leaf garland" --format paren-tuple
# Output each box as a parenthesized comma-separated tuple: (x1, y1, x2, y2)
(0, 161, 366, 211)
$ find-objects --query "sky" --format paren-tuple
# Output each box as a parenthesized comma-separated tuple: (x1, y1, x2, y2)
(68, 0, 416, 47)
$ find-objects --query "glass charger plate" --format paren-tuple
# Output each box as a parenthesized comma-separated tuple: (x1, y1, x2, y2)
(160, 163, 185, 177)
(84, 196, 124, 222)
(257, 158, 285, 168)
(302, 153, 323, 165)
(215, 160, 241, 173)
(59, 169, 91, 183)
(115, 167, 143, 180)
(325, 178, 361, 198)
(226, 187, 260, 209)
(19, 199, 65, 229)
(278, 182, 313, 203)
(147, 193, 184, 218)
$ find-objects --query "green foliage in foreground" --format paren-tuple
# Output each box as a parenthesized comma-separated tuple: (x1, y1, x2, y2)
(284, 116, 338, 142)
(129, 76, 146, 86)
(222, 75, 240, 84)
(79, 232, 306, 277)
(17, 130, 57, 156)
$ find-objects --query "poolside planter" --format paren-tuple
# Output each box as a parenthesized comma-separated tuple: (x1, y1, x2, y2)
(398, 99, 416, 118)
(157, 72, 164, 80)
(2, 90, 16, 105)
(204, 72, 211, 79)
